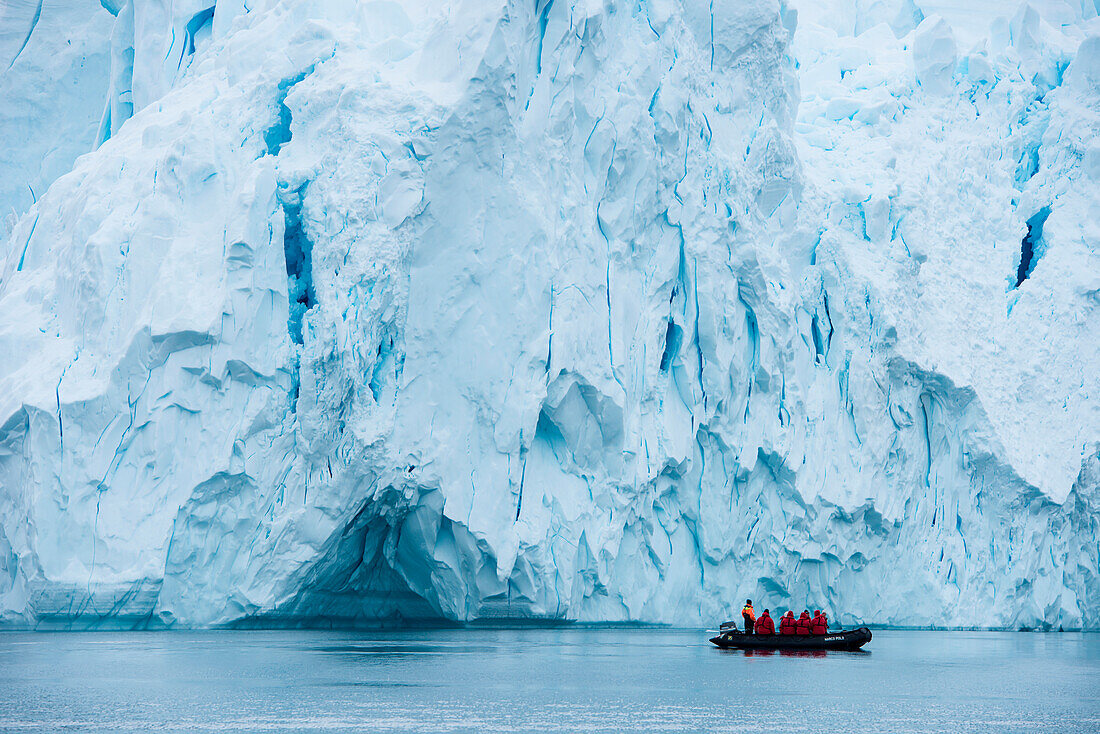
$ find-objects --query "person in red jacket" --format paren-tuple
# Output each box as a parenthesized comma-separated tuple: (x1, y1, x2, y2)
(810, 610, 828, 635)
(779, 611, 796, 635)
(796, 610, 812, 635)
(754, 609, 775, 635)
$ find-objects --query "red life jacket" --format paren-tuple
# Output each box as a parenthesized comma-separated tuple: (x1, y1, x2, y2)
(778, 614, 795, 635)
(810, 614, 827, 635)
(754, 613, 775, 635)
(796, 613, 811, 635)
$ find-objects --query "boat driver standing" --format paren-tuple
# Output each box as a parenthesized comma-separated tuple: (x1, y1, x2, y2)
(741, 599, 756, 633)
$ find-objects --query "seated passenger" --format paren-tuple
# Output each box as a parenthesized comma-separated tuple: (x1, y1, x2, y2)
(754, 609, 775, 635)
(779, 611, 796, 635)
(810, 610, 827, 635)
(796, 610, 812, 635)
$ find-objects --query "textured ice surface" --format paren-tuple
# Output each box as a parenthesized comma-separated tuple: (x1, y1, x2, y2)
(0, 0, 1098, 629)
(0, 0, 115, 238)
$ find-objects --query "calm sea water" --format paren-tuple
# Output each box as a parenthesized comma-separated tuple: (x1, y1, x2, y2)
(1, 628, 1097, 732)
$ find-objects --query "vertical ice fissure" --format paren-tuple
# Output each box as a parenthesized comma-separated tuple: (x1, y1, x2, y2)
(6, 0, 42, 71)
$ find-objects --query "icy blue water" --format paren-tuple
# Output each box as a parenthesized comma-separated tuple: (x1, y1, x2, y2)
(1, 629, 1097, 732)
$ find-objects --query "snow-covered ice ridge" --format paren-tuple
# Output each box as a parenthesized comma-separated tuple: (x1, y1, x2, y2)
(0, 0, 1097, 630)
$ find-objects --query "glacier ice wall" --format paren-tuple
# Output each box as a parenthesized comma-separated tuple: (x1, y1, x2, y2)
(0, 0, 115, 237)
(0, 0, 1098, 629)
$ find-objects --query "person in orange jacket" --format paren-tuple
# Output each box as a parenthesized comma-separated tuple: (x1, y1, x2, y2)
(778, 610, 797, 635)
(754, 609, 775, 635)
(810, 610, 828, 635)
(796, 610, 812, 635)
(741, 600, 756, 634)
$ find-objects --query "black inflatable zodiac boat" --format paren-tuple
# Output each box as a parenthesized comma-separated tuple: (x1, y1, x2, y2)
(710, 624, 872, 651)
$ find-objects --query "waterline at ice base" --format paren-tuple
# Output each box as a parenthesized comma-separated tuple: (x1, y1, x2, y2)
(1, 0, 1098, 631)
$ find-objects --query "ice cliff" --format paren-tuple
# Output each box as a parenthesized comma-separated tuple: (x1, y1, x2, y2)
(1, 0, 1098, 629)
